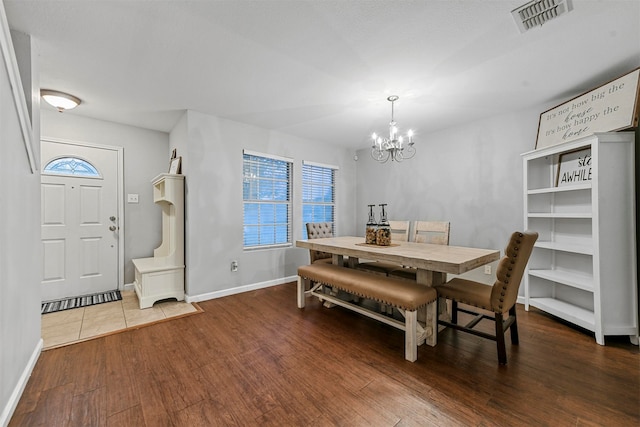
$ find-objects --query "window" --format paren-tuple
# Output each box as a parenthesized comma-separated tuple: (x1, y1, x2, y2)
(243, 151, 292, 249)
(302, 161, 336, 239)
(42, 157, 101, 178)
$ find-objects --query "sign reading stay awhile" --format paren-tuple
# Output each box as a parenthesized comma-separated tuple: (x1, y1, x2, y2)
(556, 148, 591, 187)
(536, 68, 640, 149)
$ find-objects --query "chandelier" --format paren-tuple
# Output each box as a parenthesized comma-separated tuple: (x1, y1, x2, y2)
(370, 95, 416, 163)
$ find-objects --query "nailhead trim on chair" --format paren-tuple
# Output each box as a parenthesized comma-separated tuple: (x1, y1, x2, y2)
(435, 231, 538, 364)
(495, 231, 525, 312)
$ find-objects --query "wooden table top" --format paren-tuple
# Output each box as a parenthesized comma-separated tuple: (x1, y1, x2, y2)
(296, 236, 500, 275)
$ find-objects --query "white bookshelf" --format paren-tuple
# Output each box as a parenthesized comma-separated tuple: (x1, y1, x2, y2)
(522, 132, 638, 345)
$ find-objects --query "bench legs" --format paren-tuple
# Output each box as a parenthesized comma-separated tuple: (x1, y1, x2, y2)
(404, 300, 437, 362)
(405, 310, 418, 362)
(297, 275, 437, 362)
(297, 276, 306, 308)
(425, 300, 438, 347)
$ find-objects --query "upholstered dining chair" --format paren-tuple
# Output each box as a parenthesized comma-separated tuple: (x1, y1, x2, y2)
(304, 222, 352, 307)
(305, 222, 334, 264)
(357, 220, 411, 275)
(388, 221, 451, 280)
(435, 230, 538, 365)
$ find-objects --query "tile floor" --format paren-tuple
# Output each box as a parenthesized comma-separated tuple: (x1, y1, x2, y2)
(41, 290, 199, 350)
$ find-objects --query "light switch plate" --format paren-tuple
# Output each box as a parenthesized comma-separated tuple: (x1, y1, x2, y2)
(127, 194, 139, 203)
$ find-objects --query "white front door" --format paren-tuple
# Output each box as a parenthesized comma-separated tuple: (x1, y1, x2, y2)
(41, 140, 120, 301)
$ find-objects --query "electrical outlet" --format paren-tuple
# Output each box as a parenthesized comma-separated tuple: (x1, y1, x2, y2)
(231, 260, 238, 272)
(484, 265, 492, 275)
(127, 194, 139, 203)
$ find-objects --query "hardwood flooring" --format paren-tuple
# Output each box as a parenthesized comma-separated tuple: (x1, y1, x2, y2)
(10, 282, 640, 426)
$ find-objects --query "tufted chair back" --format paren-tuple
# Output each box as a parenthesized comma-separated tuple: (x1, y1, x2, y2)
(435, 230, 538, 364)
(490, 231, 538, 313)
(305, 222, 334, 263)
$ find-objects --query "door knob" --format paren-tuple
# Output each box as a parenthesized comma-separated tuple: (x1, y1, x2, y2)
(109, 225, 117, 231)
(110, 216, 116, 221)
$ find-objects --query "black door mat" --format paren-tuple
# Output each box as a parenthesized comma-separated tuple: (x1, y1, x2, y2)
(41, 290, 122, 314)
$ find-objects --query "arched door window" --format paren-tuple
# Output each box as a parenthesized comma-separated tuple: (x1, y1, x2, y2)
(43, 157, 101, 178)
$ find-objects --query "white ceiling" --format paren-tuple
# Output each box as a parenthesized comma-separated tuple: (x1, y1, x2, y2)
(4, 0, 640, 150)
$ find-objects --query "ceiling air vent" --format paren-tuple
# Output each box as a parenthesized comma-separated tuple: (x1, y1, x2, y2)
(511, 0, 573, 33)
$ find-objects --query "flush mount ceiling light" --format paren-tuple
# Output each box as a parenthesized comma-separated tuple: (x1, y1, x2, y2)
(41, 89, 81, 112)
(370, 95, 416, 163)
(511, 0, 573, 33)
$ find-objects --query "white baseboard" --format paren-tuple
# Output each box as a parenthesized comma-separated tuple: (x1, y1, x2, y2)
(185, 275, 298, 303)
(1, 338, 43, 427)
(122, 282, 135, 291)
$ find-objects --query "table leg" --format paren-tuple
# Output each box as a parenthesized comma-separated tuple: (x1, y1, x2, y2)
(415, 269, 450, 340)
(415, 269, 444, 287)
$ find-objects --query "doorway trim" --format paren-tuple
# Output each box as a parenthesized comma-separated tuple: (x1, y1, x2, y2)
(41, 137, 125, 290)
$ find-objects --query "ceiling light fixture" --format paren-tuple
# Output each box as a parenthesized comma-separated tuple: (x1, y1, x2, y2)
(371, 95, 416, 163)
(41, 89, 81, 112)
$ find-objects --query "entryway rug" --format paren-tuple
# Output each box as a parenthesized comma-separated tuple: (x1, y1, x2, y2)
(41, 290, 122, 314)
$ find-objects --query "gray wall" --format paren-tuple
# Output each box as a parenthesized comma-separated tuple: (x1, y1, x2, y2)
(355, 105, 549, 284)
(171, 110, 357, 300)
(40, 110, 170, 284)
(0, 22, 41, 426)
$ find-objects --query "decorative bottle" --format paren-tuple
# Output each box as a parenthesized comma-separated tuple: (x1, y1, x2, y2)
(365, 204, 377, 244)
(376, 204, 391, 246)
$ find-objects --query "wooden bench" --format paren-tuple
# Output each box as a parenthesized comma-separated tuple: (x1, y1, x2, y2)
(297, 263, 438, 362)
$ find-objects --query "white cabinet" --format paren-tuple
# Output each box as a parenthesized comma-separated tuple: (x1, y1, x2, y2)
(132, 174, 185, 309)
(522, 132, 638, 345)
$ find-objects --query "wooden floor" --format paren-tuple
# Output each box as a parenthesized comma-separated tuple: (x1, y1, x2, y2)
(10, 282, 640, 426)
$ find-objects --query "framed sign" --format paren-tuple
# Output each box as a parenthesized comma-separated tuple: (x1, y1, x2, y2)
(169, 156, 182, 174)
(536, 68, 640, 149)
(556, 148, 591, 187)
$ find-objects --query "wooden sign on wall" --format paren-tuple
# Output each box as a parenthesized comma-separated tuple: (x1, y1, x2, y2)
(536, 68, 640, 149)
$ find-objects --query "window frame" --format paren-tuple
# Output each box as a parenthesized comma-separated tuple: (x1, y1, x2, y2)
(242, 150, 293, 250)
(302, 160, 338, 239)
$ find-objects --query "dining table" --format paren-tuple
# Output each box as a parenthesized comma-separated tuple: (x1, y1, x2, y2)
(296, 236, 500, 287)
(296, 235, 501, 344)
